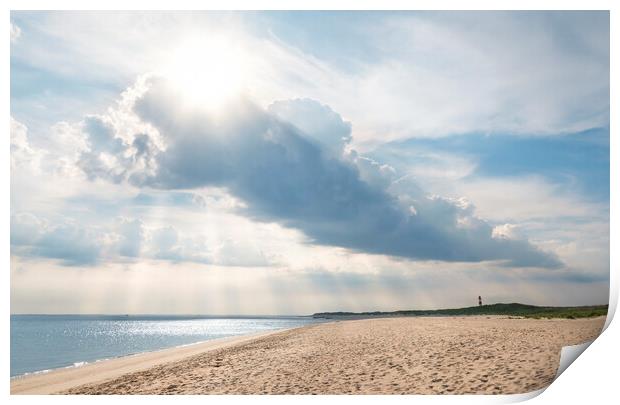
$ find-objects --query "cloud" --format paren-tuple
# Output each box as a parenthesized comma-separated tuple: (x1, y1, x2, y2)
(10, 22, 21, 43)
(440, 176, 606, 223)
(10, 116, 93, 181)
(10, 117, 42, 171)
(77, 115, 156, 184)
(349, 151, 397, 189)
(149, 226, 182, 261)
(211, 238, 270, 267)
(72, 77, 561, 268)
(268, 98, 352, 155)
(11, 213, 103, 266)
(11, 12, 608, 145)
(10, 213, 45, 246)
(35, 223, 102, 266)
(116, 218, 144, 257)
(343, 11, 609, 140)
(8, 12, 609, 315)
(374, 129, 609, 201)
(492, 224, 522, 240)
(131, 191, 206, 208)
(10, 212, 206, 266)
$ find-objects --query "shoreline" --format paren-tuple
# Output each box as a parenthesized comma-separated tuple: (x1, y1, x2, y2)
(10, 328, 294, 395)
(10, 331, 285, 381)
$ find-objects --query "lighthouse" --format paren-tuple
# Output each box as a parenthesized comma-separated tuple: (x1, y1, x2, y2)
(478, 296, 482, 306)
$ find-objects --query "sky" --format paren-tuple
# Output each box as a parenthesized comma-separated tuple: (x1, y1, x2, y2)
(10, 11, 609, 315)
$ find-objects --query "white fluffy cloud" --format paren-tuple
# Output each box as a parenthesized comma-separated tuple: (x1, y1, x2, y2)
(492, 224, 522, 240)
(11, 117, 42, 172)
(10, 22, 21, 43)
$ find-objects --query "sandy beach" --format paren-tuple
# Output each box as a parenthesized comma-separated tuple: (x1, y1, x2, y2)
(10, 329, 284, 395)
(12, 316, 605, 395)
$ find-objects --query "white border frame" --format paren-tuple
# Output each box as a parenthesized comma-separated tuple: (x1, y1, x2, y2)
(2, 2, 617, 404)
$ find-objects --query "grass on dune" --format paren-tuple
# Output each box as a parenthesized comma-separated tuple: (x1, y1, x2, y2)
(313, 303, 609, 319)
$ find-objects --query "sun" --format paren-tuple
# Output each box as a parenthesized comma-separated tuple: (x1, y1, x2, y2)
(164, 36, 249, 111)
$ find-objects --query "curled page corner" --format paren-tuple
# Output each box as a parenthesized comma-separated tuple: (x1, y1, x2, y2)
(555, 340, 594, 379)
(500, 387, 547, 403)
(497, 339, 597, 403)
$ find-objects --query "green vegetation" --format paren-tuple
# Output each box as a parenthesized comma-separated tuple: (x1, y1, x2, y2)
(312, 303, 608, 320)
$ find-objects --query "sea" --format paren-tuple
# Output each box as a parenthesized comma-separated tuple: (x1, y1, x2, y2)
(10, 314, 327, 377)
